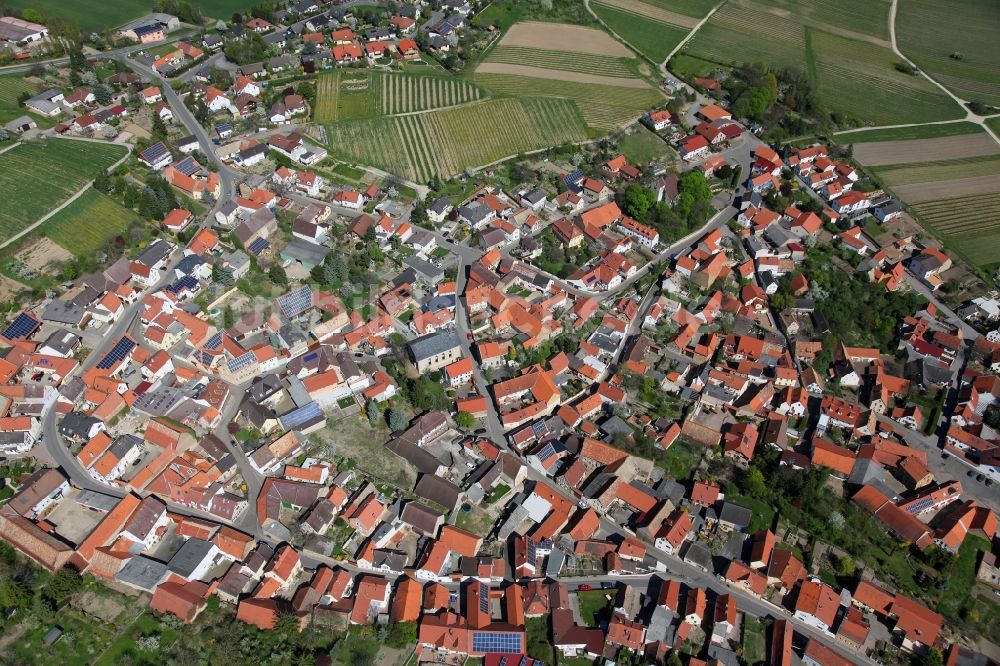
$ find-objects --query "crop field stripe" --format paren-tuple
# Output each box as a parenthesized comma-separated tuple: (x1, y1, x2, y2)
(485, 45, 637, 78)
(472, 73, 663, 130)
(0, 140, 125, 242)
(896, 0, 1000, 106)
(404, 114, 437, 183)
(392, 117, 423, 183)
(325, 98, 586, 180)
(590, 3, 689, 62)
(38, 188, 138, 257)
(592, 0, 696, 29)
(838, 122, 985, 143)
(875, 155, 1000, 186)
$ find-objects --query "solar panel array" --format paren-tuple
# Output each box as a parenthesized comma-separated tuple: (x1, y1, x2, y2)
(141, 141, 168, 163)
(526, 539, 537, 567)
(302, 351, 318, 364)
(471, 632, 522, 654)
(906, 498, 933, 514)
(478, 584, 490, 613)
(535, 442, 556, 463)
(204, 331, 223, 350)
(166, 275, 199, 294)
(173, 156, 201, 176)
(97, 337, 137, 370)
(248, 237, 270, 256)
(2, 312, 39, 341)
(280, 401, 322, 430)
(278, 285, 313, 319)
(226, 350, 257, 374)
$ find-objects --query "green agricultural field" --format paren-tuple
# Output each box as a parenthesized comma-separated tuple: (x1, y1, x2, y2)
(988, 117, 1000, 136)
(473, 73, 663, 131)
(836, 121, 984, 143)
(682, 0, 964, 125)
(325, 98, 587, 183)
(754, 0, 891, 40)
(37, 188, 139, 257)
(810, 29, 965, 125)
(314, 71, 374, 123)
(483, 45, 637, 78)
(896, 0, 1000, 107)
(910, 192, 1000, 268)
(317, 71, 486, 120)
(5, 0, 250, 31)
(668, 53, 719, 79)
(0, 74, 42, 126)
(875, 154, 1000, 187)
(591, 2, 691, 62)
(684, 1, 806, 70)
(0, 139, 126, 243)
(643, 0, 718, 16)
(374, 72, 484, 115)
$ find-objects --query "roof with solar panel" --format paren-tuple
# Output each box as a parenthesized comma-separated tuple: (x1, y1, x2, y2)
(1, 312, 41, 342)
(277, 285, 313, 319)
(248, 237, 270, 256)
(96, 336, 138, 371)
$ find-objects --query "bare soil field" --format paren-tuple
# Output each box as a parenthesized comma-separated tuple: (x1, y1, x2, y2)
(893, 174, 1000, 204)
(595, 0, 699, 28)
(475, 63, 652, 87)
(16, 237, 72, 272)
(0, 274, 25, 301)
(499, 21, 633, 56)
(854, 134, 1000, 166)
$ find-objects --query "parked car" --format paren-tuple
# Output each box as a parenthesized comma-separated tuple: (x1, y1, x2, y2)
(578, 584, 592, 591)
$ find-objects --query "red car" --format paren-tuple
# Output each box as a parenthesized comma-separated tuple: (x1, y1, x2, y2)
(578, 584, 592, 591)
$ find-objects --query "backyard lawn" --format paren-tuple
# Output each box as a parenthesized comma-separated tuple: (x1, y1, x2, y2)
(576, 589, 613, 627)
(659, 438, 705, 481)
(619, 128, 675, 164)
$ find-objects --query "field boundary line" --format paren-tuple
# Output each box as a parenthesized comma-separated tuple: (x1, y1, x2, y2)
(0, 143, 130, 251)
(663, 0, 726, 63)
(0, 141, 22, 157)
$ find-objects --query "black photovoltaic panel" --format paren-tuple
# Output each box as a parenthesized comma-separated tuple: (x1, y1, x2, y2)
(2, 312, 39, 340)
(97, 337, 137, 370)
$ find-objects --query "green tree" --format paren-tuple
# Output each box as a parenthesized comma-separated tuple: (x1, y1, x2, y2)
(367, 400, 381, 427)
(744, 466, 767, 498)
(324, 254, 348, 285)
(621, 184, 656, 220)
(455, 411, 475, 430)
(42, 566, 83, 608)
(151, 112, 168, 141)
(914, 648, 943, 666)
(268, 263, 288, 287)
(388, 408, 407, 432)
(93, 169, 111, 193)
(836, 553, 855, 576)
